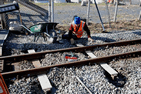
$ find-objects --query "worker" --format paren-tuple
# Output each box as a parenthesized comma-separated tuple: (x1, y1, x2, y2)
(62, 16, 94, 44)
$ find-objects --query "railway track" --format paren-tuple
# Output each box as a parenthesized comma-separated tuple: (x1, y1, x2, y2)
(2, 50, 141, 77)
(1, 39, 141, 62)
(1, 38, 140, 94)
(1, 39, 141, 78)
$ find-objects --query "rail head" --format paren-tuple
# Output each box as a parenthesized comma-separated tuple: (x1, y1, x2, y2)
(0, 39, 141, 63)
(2, 50, 141, 78)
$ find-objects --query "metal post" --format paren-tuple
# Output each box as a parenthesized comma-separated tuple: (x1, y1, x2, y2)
(86, 0, 90, 25)
(105, 0, 111, 28)
(18, 10, 23, 25)
(13, 1, 23, 25)
(129, 0, 132, 5)
(114, 0, 116, 5)
(48, 0, 51, 22)
(0, 0, 4, 29)
(138, 11, 141, 20)
(51, 0, 54, 22)
(93, 0, 105, 31)
(114, 0, 118, 22)
(0, 0, 9, 30)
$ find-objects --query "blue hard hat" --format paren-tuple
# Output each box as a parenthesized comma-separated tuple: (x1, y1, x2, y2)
(74, 17, 80, 24)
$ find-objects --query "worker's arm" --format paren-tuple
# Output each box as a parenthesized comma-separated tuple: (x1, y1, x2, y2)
(83, 23, 94, 42)
(69, 24, 75, 44)
(83, 23, 91, 38)
(68, 24, 74, 39)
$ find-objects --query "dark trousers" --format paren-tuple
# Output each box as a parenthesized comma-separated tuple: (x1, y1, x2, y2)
(62, 34, 78, 40)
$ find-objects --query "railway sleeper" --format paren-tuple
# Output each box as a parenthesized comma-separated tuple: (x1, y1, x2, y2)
(2, 50, 141, 79)
(28, 49, 52, 92)
(76, 44, 118, 80)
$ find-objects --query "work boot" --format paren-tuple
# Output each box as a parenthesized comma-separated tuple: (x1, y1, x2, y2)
(70, 38, 75, 45)
(88, 37, 94, 42)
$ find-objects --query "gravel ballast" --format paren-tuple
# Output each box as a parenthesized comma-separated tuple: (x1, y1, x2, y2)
(3, 29, 141, 94)
(2, 3, 141, 94)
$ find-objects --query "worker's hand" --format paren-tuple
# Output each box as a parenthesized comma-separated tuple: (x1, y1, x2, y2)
(88, 37, 94, 42)
(73, 32, 77, 35)
(70, 38, 75, 45)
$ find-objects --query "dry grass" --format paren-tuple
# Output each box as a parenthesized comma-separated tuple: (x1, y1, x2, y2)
(56, 20, 141, 33)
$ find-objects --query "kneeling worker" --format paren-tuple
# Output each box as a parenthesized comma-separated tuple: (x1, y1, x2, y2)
(62, 16, 94, 44)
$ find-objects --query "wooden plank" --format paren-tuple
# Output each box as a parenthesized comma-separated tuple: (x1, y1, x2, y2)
(28, 49, 52, 92)
(30, 60, 41, 68)
(0, 30, 9, 46)
(38, 74, 52, 91)
(86, 51, 97, 58)
(100, 63, 118, 75)
(12, 62, 20, 71)
(76, 44, 118, 77)
(27, 49, 41, 67)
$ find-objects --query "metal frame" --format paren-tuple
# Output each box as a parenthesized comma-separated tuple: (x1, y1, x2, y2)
(0, 2, 22, 30)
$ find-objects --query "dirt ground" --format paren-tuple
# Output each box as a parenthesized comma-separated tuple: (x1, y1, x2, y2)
(56, 20, 141, 33)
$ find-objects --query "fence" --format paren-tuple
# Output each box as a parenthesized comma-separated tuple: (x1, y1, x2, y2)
(4, 0, 141, 5)
(121, 0, 140, 5)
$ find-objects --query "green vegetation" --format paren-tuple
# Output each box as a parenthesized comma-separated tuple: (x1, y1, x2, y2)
(117, 15, 121, 18)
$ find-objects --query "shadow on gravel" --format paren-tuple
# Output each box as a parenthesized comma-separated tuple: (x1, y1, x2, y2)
(133, 31, 141, 36)
(48, 79, 58, 94)
(105, 30, 127, 33)
(75, 38, 89, 45)
(10, 12, 48, 27)
(91, 36, 116, 42)
(104, 71, 127, 87)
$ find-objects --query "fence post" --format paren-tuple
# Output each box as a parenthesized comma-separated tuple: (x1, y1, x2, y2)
(114, 0, 118, 22)
(51, 0, 54, 22)
(105, 0, 111, 28)
(93, 0, 105, 31)
(86, 0, 90, 25)
(48, 0, 51, 22)
(138, 11, 141, 20)
(129, 0, 132, 5)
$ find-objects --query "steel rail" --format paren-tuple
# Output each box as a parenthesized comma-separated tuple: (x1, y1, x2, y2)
(2, 50, 141, 78)
(0, 39, 141, 63)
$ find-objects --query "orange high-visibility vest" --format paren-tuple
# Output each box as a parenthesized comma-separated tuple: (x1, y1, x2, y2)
(72, 21, 85, 38)
(108, 0, 112, 3)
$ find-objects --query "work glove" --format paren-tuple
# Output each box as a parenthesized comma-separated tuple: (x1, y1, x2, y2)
(88, 37, 94, 42)
(70, 38, 75, 45)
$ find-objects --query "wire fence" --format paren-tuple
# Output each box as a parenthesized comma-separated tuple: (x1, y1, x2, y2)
(4, 0, 141, 5)
(121, 0, 140, 5)
(1, 0, 141, 29)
